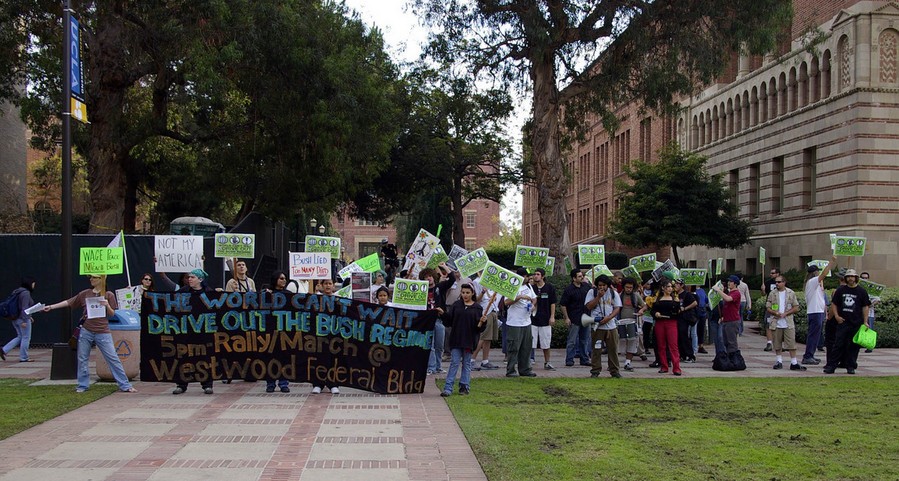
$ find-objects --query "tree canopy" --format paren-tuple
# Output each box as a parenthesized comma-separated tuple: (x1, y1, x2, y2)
(414, 0, 792, 273)
(608, 146, 753, 266)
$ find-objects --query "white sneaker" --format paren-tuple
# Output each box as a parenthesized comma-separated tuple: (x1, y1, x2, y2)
(311, 386, 322, 394)
(330, 386, 340, 394)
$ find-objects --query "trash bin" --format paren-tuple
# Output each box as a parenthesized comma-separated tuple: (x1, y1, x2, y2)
(96, 309, 141, 381)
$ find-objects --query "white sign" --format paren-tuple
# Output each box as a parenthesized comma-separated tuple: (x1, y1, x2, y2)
(154, 235, 204, 273)
(338, 261, 365, 281)
(86, 297, 106, 319)
(402, 228, 441, 278)
(115, 286, 142, 313)
(289, 252, 332, 280)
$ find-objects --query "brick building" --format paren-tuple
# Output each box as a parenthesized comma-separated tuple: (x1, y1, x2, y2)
(523, 0, 899, 285)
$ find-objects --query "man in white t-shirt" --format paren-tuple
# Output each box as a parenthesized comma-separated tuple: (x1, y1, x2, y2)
(471, 279, 502, 370)
(504, 268, 537, 378)
(584, 275, 622, 378)
(802, 256, 836, 364)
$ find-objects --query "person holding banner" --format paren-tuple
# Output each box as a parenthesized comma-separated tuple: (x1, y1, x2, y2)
(264, 271, 291, 393)
(504, 268, 538, 378)
(312, 279, 340, 395)
(585, 275, 623, 378)
(173, 269, 216, 394)
(765, 275, 805, 371)
(43, 275, 137, 393)
(139, 273, 155, 296)
(650, 279, 682, 375)
(619, 278, 646, 372)
(441, 284, 488, 396)
(471, 279, 501, 371)
(803, 256, 835, 365)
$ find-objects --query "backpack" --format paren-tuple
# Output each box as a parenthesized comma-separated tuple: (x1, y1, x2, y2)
(0, 288, 23, 320)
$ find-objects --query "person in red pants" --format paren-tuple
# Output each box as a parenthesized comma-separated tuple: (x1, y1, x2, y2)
(650, 280, 682, 376)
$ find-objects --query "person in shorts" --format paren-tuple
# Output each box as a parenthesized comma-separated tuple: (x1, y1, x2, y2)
(531, 268, 557, 370)
(765, 275, 805, 371)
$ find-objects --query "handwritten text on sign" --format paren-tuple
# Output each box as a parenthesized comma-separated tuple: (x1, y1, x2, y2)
(289, 252, 332, 280)
(139, 292, 438, 394)
(155, 235, 204, 272)
(80, 247, 124, 275)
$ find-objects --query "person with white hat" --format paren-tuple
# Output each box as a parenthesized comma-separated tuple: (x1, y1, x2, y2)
(824, 268, 871, 374)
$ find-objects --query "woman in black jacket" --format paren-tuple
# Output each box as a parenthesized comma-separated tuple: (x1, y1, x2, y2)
(651, 280, 683, 376)
(441, 284, 486, 397)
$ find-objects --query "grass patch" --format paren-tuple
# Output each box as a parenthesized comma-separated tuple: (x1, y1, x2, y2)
(0, 379, 117, 440)
(443, 377, 899, 481)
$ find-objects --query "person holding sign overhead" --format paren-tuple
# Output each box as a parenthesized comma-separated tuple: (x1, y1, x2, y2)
(173, 269, 216, 394)
(43, 275, 137, 393)
(225, 259, 256, 293)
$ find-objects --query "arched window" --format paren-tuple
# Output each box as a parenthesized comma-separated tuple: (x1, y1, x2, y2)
(759, 81, 768, 122)
(809, 57, 820, 103)
(838, 35, 851, 91)
(798, 62, 809, 107)
(750, 86, 758, 126)
(712, 105, 719, 142)
(742, 91, 750, 128)
(788, 67, 798, 112)
(699, 112, 706, 146)
(768, 77, 778, 118)
(691, 115, 699, 148)
(726, 99, 734, 137)
(778, 72, 788, 115)
(733, 95, 742, 133)
(879, 29, 898, 84)
(719, 102, 726, 139)
(822, 50, 832, 98)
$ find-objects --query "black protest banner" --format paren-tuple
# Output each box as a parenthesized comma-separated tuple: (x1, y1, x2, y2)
(139, 291, 437, 394)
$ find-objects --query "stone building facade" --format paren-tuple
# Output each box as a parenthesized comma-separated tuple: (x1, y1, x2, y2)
(523, 0, 899, 285)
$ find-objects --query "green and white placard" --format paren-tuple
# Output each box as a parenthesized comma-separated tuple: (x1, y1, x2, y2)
(716, 258, 724, 275)
(577, 245, 605, 266)
(456, 248, 489, 277)
(629, 254, 656, 272)
(759, 247, 766, 266)
(214, 233, 255, 258)
(680, 268, 707, 286)
(391, 279, 430, 310)
(305, 235, 341, 259)
(426, 245, 450, 269)
(833, 236, 867, 257)
(514, 245, 550, 268)
(80, 247, 124, 275)
(621, 265, 640, 280)
(480, 261, 525, 300)
(859, 279, 885, 298)
(807, 260, 832, 276)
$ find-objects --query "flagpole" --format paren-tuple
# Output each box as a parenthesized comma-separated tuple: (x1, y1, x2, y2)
(121, 231, 132, 285)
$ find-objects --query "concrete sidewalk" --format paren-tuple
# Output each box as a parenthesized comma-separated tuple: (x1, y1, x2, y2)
(1, 328, 897, 481)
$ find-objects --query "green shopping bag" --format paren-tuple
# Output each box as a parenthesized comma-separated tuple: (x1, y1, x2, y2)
(852, 325, 877, 350)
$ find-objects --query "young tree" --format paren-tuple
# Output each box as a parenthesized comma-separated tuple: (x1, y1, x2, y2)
(414, 0, 792, 273)
(608, 145, 753, 266)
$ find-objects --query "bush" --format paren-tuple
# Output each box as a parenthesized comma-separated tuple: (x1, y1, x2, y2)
(485, 245, 516, 270)
(606, 251, 629, 269)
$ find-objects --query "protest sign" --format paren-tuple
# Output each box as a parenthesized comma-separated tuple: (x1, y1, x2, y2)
(830, 233, 837, 251)
(154, 235, 204, 273)
(352, 272, 373, 303)
(651, 259, 676, 282)
(585, 265, 614, 281)
(356, 252, 382, 272)
(456, 248, 489, 278)
(716, 258, 724, 275)
(707, 259, 714, 277)
(86, 296, 107, 319)
(629, 254, 656, 272)
(334, 285, 352, 298)
(833, 236, 867, 257)
(446, 245, 468, 271)
(680, 268, 707, 286)
(80, 247, 124, 275)
(116, 286, 143, 313)
(391, 279, 429, 310)
(859, 279, 886, 298)
(214, 233, 255, 258)
(807, 260, 832, 276)
(708, 281, 723, 310)
(289, 252, 332, 280)
(140, 291, 437, 394)
(338, 262, 364, 281)
(480, 262, 525, 299)
(621, 265, 640, 280)
(403, 229, 440, 277)
(514, 245, 550, 268)
(527, 256, 555, 275)
(759, 247, 766, 266)
(305, 235, 341, 259)
(577, 245, 605, 266)
(426, 245, 450, 269)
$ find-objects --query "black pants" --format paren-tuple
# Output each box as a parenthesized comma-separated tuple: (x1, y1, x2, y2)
(177, 381, 212, 390)
(677, 318, 693, 359)
(824, 317, 837, 367)
(826, 321, 862, 371)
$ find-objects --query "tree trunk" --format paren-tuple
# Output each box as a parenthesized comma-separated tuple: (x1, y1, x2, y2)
(671, 245, 681, 268)
(530, 53, 571, 275)
(85, 90, 129, 234)
(451, 176, 465, 247)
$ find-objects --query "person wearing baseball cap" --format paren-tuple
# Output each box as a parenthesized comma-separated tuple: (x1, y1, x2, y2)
(824, 267, 871, 374)
(711, 275, 743, 354)
(802, 256, 836, 364)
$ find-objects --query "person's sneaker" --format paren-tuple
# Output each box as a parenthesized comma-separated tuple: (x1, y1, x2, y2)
(330, 387, 340, 394)
(459, 385, 470, 395)
(823, 367, 835, 374)
(801, 357, 820, 365)
(649, 361, 661, 368)
(590, 373, 600, 378)
(623, 364, 634, 372)
(773, 362, 783, 370)
(75, 388, 87, 393)
(222, 379, 232, 384)
(639, 355, 648, 361)
(764, 343, 773, 352)
(697, 347, 708, 354)
(579, 362, 592, 366)
(846, 369, 856, 375)
(481, 362, 499, 370)
(544, 362, 555, 371)
(440, 391, 451, 397)
(0, 350, 5, 361)
(565, 361, 575, 367)
(172, 387, 185, 395)
(435, 368, 446, 374)
(506, 372, 519, 378)
(311, 386, 322, 394)
(280, 386, 291, 393)
(610, 372, 622, 378)
(266, 385, 276, 393)
(203, 387, 214, 395)
(471, 363, 481, 371)
(864, 349, 873, 353)
(521, 372, 537, 377)
(426, 370, 434, 375)
(790, 363, 807, 371)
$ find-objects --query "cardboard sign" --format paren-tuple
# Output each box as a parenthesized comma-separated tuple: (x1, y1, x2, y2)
(391, 279, 429, 310)
(140, 291, 438, 394)
(807, 260, 832, 276)
(403, 229, 440, 277)
(426, 245, 450, 269)
(351, 272, 373, 302)
(830, 233, 837, 251)
(708, 281, 723, 310)
(338, 262, 364, 281)
(759, 247, 766, 266)
(716, 257, 724, 275)
(514, 245, 549, 268)
(680, 268, 708, 286)
(305, 235, 341, 259)
(479, 261, 525, 300)
(585, 264, 613, 282)
(651, 259, 676, 282)
(456, 248, 489, 278)
(154, 235, 204, 273)
(833, 236, 867, 257)
(446, 245, 468, 271)
(577, 245, 605, 266)
(859, 279, 885, 298)
(527, 256, 555, 275)
(116, 286, 142, 313)
(629, 254, 656, 272)
(80, 247, 124, 275)
(214, 233, 255, 258)
(356, 252, 382, 273)
(621, 265, 640, 280)
(86, 296, 107, 319)
(289, 251, 332, 280)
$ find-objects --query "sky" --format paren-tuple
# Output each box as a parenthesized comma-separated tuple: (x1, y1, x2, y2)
(343, 0, 525, 230)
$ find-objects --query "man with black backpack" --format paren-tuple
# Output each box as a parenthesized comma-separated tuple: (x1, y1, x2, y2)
(2, 277, 37, 362)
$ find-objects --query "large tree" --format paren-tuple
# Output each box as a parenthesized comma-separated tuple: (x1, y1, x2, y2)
(608, 145, 753, 266)
(414, 0, 792, 273)
(0, 0, 402, 232)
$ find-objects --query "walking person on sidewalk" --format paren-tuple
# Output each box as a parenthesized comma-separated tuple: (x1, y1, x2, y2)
(2, 277, 37, 362)
(441, 284, 487, 397)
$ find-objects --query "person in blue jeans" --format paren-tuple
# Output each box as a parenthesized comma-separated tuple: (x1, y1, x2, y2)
(560, 269, 592, 366)
(441, 284, 487, 396)
(2, 277, 37, 362)
(802, 257, 835, 364)
(43, 275, 136, 393)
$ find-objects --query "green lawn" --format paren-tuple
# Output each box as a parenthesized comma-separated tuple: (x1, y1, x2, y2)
(443, 377, 899, 481)
(0, 379, 117, 440)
